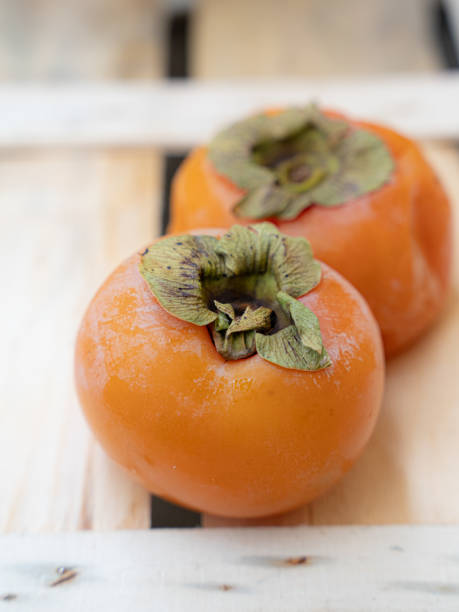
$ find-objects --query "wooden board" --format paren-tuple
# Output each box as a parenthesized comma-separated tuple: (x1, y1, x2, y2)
(0, 0, 164, 532)
(0, 0, 164, 79)
(192, 0, 440, 78)
(1, 526, 459, 611)
(2, 74, 459, 148)
(0, 151, 160, 532)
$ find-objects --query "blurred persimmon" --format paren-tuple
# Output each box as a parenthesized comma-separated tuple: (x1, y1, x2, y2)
(169, 106, 452, 356)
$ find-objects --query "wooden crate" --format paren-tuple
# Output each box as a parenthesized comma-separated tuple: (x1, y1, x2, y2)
(0, 76, 458, 610)
(1, 1, 459, 608)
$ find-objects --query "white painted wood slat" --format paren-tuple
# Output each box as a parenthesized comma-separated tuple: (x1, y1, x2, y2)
(1, 73, 459, 149)
(1, 526, 459, 611)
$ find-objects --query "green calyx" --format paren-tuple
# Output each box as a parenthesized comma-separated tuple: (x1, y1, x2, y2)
(207, 104, 394, 221)
(139, 223, 331, 371)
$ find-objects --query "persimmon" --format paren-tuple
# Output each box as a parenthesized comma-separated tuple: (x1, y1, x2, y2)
(169, 105, 452, 356)
(75, 223, 384, 518)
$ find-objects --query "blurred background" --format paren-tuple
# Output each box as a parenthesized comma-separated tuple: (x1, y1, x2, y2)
(1, 0, 457, 79)
(1, 0, 459, 532)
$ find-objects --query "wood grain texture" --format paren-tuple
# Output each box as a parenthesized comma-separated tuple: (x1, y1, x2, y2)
(0, 0, 164, 532)
(0, 0, 164, 80)
(0, 151, 161, 532)
(1, 526, 459, 611)
(192, 0, 440, 78)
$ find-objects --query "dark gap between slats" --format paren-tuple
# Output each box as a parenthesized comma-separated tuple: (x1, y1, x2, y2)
(161, 154, 186, 234)
(151, 9, 201, 529)
(167, 12, 189, 78)
(433, 1, 459, 68)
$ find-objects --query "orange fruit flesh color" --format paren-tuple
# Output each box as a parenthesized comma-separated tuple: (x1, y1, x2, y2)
(169, 120, 452, 357)
(75, 252, 384, 518)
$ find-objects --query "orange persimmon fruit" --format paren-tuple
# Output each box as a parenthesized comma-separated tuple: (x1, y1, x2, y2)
(75, 223, 384, 518)
(169, 105, 452, 356)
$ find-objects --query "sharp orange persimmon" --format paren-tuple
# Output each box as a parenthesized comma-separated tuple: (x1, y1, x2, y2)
(75, 224, 384, 518)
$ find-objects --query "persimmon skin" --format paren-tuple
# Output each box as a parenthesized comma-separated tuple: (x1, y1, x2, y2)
(169, 120, 452, 356)
(75, 246, 384, 518)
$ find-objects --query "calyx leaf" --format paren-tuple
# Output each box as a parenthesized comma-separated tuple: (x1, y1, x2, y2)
(211, 301, 272, 360)
(140, 223, 331, 371)
(139, 234, 222, 326)
(262, 291, 331, 369)
(256, 291, 331, 371)
(256, 324, 331, 371)
(208, 104, 394, 221)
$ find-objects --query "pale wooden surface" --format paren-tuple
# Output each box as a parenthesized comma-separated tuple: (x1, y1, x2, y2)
(0, 0, 164, 80)
(192, 0, 440, 78)
(0, 0, 163, 532)
(0, 151, 160, 532)
(2, 526, 459, 611)
(2, 74, 459, 148)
